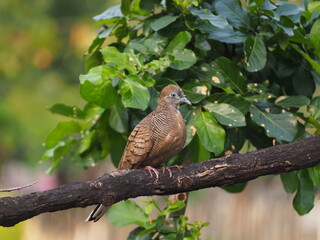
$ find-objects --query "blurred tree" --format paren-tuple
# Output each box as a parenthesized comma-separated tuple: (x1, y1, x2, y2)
(0, 0, 119, 166)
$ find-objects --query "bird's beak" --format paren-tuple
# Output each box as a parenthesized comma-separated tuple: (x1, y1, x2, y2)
(180, 96, 191, 105)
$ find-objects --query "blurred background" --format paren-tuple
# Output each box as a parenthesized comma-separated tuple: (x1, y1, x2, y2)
(0, 0, 320, 239)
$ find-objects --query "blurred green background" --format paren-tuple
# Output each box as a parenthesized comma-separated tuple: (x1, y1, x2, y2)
(0, 0, 119, 168)
(0, 0, 119, 238)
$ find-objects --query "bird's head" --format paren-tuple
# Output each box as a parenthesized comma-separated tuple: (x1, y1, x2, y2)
(159, 84, 191, 107)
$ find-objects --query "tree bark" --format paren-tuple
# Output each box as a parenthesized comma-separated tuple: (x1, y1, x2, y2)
(1, 135, 320, 227)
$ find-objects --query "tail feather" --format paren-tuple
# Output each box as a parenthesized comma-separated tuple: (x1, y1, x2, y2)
(85, 204, 110, 222)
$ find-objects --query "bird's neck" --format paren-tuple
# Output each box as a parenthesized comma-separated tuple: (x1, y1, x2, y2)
(156, 101, 177, 112)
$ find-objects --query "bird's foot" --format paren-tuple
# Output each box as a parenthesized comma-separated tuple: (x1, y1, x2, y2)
(161, 166, 173, 178)
(144, 166, 159, 179)
(172, 165, 183, 171)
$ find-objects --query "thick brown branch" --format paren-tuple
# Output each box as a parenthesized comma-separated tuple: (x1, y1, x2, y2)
(1, 135, 320, 227)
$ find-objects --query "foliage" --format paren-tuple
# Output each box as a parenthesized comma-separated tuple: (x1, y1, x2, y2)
(43, 0, 320, 225)
(107, 198, 211, 240)
(0, 0, 114, 165)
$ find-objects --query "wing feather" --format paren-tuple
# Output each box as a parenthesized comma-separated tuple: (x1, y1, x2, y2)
(117, 116, 153, 170)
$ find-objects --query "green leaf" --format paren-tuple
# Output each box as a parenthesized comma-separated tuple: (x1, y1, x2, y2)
(161, 200, 185, 216)
(250, 105, 298, 142)
(274, 2, 300, 20)
(184, 108, 199, 146)
(127, 41, 148, 53)
(121, 0, 131, 15)
(83, 103, 104, 120)
(158, 233, 177, 239)
(280, 172, 299, 193)
(289, 29, 309, 45)
(150, 15, 179, 31)
(45, 138, 76, 174)
(188, 135, 210, 163)
(100, 46, 136, 73)
(212, 57, 247, 94)
(196, 22, 247, 44)
(223, 183, 247, 193)
(166, 31, 192, 52)
(79, 65, 118, 108)
(243, 36, 267, 72)
(312, 70, 320, 85)
(87, 37, 105, 54)
(109, 102, 129, 133)
(308, 1, 320, 13)
(292, 68, 315, 98)
(275, 95, 310, 108)
(93, 5, 123, 22)
(204, 103, 246, 127)
(250, 0, 266, 7)
(143, 33, 167, 54)
(182, 82, 210, 104)
(209, 93, 249, 115)
(195, 34, 211, 51)
(308, 165, 320, 188)
(120, 75, 150, 110)
(207, 25, 247, 44)
(127, 227, 154, 240)
(140, 0, 161, 11)
(45, 121, 81, 149)
(225, 127, 246, 153)
(170, 49, 197, 70)
(189, 7, 229, 28)
(98, 23, 117, 38)
(215, 0, 252, 29)
(293, 170, 314, 215)
(42, 141, 62, 161)
(308, 96, 320, 120)
(95, 124, 112, 160)
(310, 18, 320, 58)
(290, 43, 320, 74)
(85, 49, 103, 72)
(47, 104, 85, 119)
(109, 130, 127, 167)
(131, 0, 151, 16)
(79, 130, 96, 154)
(195, 112, 226, 155)
(108, 200, 149, 227)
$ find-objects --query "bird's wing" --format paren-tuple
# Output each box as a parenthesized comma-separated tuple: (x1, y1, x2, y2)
(117, 116, 153, 170)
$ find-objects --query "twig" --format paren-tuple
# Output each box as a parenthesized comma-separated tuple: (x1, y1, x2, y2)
(0, 181, 38, 193)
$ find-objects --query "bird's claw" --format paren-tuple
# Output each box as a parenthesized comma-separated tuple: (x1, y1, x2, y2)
(172, 165, 183, 171)
(161, 166, 173, 178)
(144, 166, 159, 179)
(144, 165, 180, 179)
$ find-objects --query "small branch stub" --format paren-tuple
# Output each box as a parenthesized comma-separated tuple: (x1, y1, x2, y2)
(0, 181, 38, 193)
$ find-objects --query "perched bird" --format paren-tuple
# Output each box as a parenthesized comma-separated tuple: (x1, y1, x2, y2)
(86, 84, 191, 222)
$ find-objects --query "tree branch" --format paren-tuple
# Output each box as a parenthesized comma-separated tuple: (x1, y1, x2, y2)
(1, 135, 320, 227)
(0, 181, 38, 192)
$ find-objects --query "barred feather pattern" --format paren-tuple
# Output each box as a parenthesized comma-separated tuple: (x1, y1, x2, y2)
(86, 85, 188, 222)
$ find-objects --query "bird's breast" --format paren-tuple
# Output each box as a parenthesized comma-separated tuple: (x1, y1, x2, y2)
(142, 109, 186, 167)
(174, 110, 186, 140)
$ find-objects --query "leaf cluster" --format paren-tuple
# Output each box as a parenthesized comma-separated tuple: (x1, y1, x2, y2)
(43, 0, 320, 216)
(107, 198, 211, 240)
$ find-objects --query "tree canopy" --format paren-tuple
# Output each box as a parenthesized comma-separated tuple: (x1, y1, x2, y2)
(41, 0, 320, 238)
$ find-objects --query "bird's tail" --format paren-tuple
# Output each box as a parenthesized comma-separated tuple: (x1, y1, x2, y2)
(85, 204, 110, 222)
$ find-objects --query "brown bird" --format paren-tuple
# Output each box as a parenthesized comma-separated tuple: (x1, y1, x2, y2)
(86, 84, 191, 222)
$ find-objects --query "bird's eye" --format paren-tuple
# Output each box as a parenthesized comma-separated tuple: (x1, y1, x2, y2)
(170, 92, 177, 97)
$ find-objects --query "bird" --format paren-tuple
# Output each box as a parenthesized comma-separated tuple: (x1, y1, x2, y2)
(86, 84, 191, 222)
